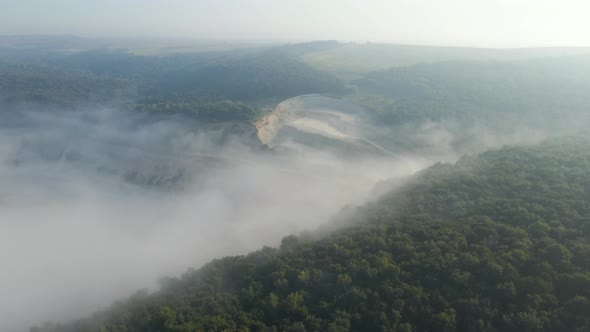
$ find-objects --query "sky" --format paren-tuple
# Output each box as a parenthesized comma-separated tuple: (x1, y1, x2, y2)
(1, 0, 589, 48)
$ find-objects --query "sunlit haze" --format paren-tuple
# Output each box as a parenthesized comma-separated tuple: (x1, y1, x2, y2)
(1, 0, 589, 47)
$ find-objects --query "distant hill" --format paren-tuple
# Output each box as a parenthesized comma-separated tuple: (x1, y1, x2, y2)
(0, 46, 346, 118)
(0, 35, 272, 56)
(300, 42, 590, 76)
(351, 55, 590, 132)
(0, 61, 137, 107)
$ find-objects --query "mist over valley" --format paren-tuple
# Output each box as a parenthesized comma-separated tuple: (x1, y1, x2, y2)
(1, 15, 590, 331)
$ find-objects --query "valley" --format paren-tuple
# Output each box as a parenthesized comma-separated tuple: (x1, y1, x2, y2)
(0, 36, 589, 332)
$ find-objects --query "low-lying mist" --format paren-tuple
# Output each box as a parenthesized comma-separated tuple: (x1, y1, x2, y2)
(2, 100, 575, 331)
(0, 106, 431, 331)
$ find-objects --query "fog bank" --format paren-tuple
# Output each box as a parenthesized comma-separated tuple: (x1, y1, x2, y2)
(0, 106, 428, 331)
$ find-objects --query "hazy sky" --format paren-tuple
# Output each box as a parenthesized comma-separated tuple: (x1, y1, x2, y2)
(1, 0, 589, 47)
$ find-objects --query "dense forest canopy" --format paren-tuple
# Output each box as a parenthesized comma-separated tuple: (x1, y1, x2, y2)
(32, 136, 590, 332)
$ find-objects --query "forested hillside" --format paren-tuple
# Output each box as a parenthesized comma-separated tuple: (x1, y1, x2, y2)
(3, 41, 590, 132)
(0, 61, 138, 107)
(0, 48, 345, 121)
(353, 57, 590, 129)
(34, 136, 590, 332)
